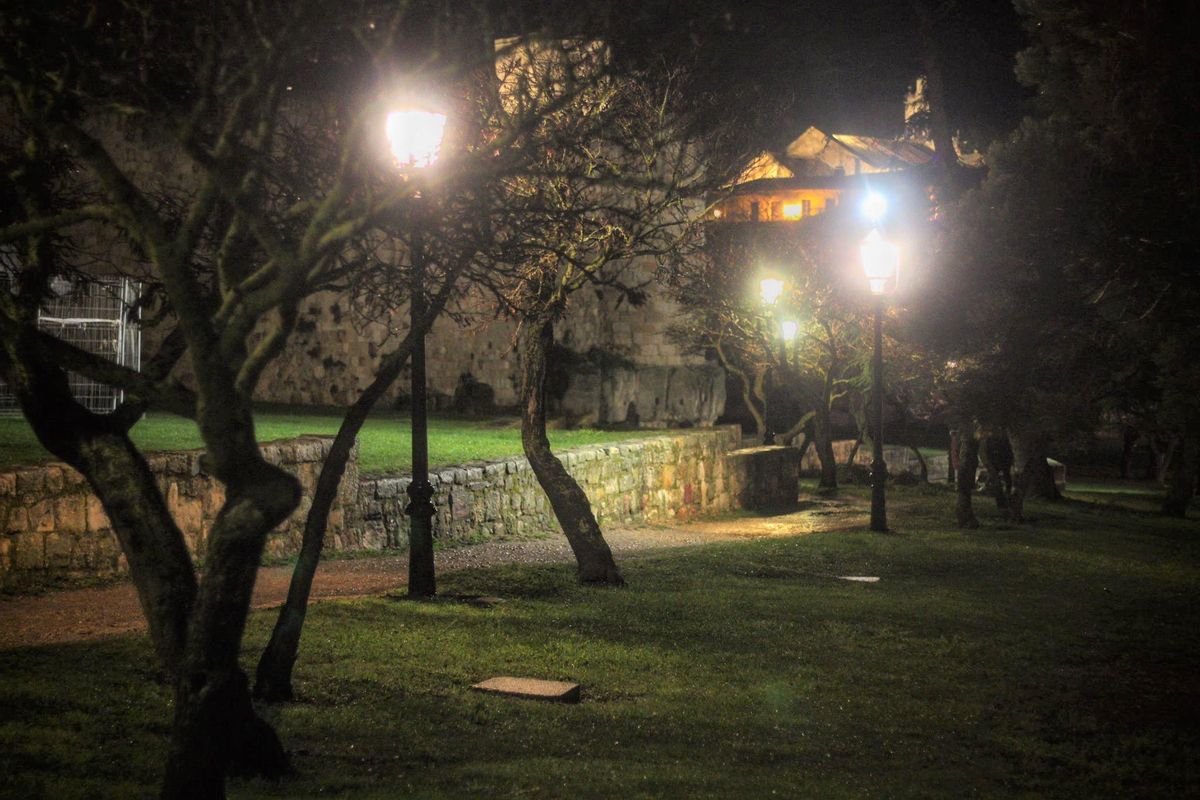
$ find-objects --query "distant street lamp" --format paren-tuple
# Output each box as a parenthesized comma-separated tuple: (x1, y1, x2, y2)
(387, 106, 447, 597)
(759, 277, 784, 306)
(860, 228, 900, 532)
(758, 277, 786, 445)
(780, 319, 799, 371)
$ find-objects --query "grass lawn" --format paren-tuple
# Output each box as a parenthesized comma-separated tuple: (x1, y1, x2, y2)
(2, 484, 1199, 798)
(0, 407, 669, 475)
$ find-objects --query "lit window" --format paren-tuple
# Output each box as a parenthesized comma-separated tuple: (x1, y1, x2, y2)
(782, 203, 803, 219)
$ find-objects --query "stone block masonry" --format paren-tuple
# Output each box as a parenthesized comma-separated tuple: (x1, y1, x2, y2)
(0, 437, 360, 588)
(1, 427, 799, 586)
(357, 427, 800, 548)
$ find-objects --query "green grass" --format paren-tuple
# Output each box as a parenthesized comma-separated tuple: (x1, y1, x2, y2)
(0, 408, 670, 475)
(2, 484, 1199, 798)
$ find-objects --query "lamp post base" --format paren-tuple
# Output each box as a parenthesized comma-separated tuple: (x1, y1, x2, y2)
(406, 478, 436, 597)
(869, 458, 888, 532)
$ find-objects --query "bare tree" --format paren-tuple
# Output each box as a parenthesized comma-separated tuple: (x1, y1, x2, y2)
(0, 1, 557, 794)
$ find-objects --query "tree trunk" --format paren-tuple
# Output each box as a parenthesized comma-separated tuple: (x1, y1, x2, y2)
(948, 429, 960, 486)
(255, 338, 416, 701)
(1162, 419, 1198, 517)
(955, 433, 980, 529)
(1, 342, 196, 673)
(907, 444, 929, 483)
(977, 435, 1007, 513)
(2, 333, 289, 798)
(714, 341, 763, 439)
(1153, 437, 1176, 485)
(1009, 429, 1060, 503)
(255, 257, 462, 700)
(1119, 425, 1138, 480)
(519, 316, 623, 585)
(812, 402, 838, 490)
(162, 459, 297, 798)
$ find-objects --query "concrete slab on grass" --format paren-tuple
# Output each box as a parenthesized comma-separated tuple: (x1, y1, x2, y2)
(838, 576, 880, 583)
(472, 676, 581, 703)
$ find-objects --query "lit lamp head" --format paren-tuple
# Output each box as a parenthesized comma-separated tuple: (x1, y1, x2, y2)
(759, 277, 785, 306)
(861, 191, 888, 224)
(860, 229, 899, 296)
(386, 107, 448, 169)
(780, 319, 799, 342)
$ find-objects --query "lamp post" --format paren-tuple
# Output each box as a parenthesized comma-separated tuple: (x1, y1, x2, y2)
(780, 319, 799, 372)
(859, 228, 899, 532)
(759, 277, 785, 445)
(387, 107, 447, 597)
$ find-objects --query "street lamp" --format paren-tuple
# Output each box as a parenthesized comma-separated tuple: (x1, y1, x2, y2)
(387, 105, 447, 597)
(759, 277, 784, 306)
(780, 318, 799, 371)
(860, 229, 899, 532)
(757, 277, 786, 445)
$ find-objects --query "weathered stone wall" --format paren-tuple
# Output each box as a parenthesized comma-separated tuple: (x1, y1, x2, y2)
(1, 428, 799, 586)
(355, 427, 799, 547)
(208, 257, 725, 426)
(0, 437, 359, 587)
(799, 439, 930, 477)
(799, 443, 1067, 489)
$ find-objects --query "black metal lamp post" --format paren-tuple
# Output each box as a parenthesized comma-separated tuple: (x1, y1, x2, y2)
(758, 277, 785, 445)
(860, 227, 900, 532)
(780, 319, 799, 372)
(386, 107, 447, 597)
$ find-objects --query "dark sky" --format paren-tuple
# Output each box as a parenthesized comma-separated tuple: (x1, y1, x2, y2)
(610, 0, 1029, 149)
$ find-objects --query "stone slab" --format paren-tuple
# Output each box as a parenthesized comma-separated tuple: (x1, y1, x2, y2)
(838, 576, 880, 583)
(471, 676, 581, 703)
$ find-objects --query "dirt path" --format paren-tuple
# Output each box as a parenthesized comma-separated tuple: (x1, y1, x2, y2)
(0, 497, 864, 650)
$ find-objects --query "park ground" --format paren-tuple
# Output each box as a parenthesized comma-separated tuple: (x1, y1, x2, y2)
(1, 481, 1198, 798)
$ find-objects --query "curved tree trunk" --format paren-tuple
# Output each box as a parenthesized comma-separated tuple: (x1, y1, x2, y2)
(907, 444, 929, 483)
(955, 433, 980, 529)
(254, 336, 417, 702)
(520, 316, 623, 585)
(1, 341, 196, 673)
(254, 258, 463, 701)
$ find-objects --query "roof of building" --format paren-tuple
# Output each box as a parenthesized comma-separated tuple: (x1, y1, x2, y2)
(823, 133, 933, 171)
(732, 126, 935, 186)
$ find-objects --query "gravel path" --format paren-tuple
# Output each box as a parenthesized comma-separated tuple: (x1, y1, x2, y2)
(0, 497, 864, 650)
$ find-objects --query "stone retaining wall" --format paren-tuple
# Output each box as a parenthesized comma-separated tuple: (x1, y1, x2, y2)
(0, 437, 359, 586)
(1, 427, 799, 586)
(357, 427, 800, 547)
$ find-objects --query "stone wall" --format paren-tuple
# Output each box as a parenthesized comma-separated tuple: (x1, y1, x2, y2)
(1, 428, 798, 586)
(800, 439, 929, 477)
(799, 441, 1067, 490)
(355, 427, 799, 547)
(201, 257, 726, 426)
(0, 437, 359, 587)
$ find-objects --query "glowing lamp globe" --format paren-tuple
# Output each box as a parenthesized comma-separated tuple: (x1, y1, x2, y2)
(781, 319, 799, 342)
(860, 229, 899, 296)
(861, 192, 888, 224)
(759, 277, 785, 306)
(386, 109, 448, 169)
